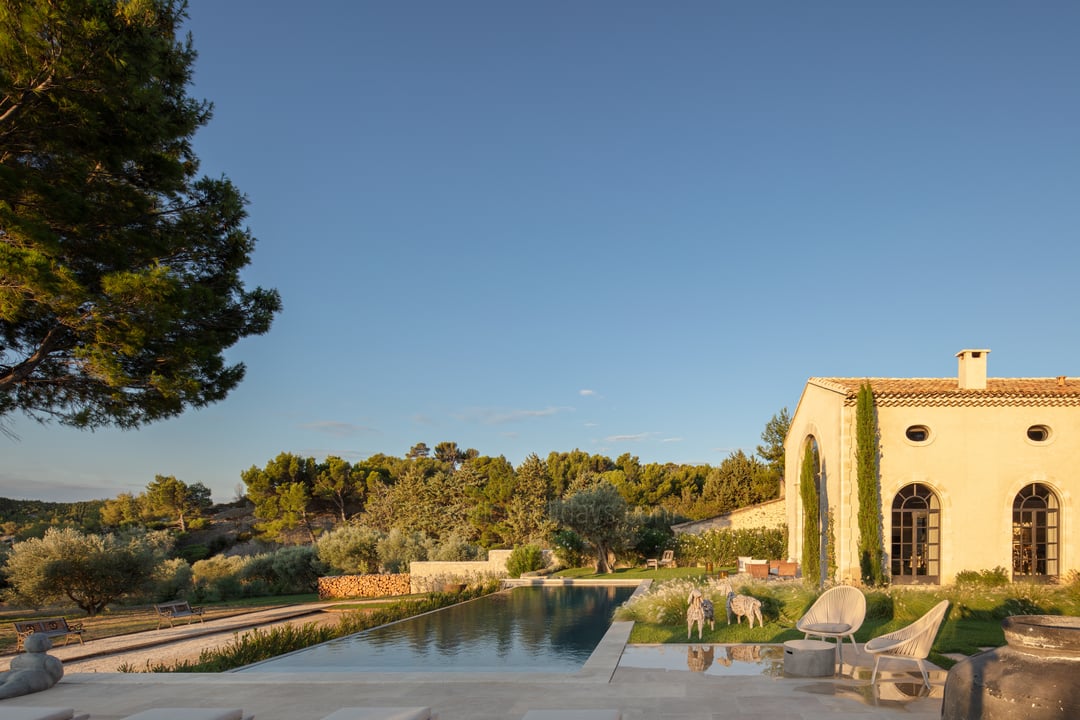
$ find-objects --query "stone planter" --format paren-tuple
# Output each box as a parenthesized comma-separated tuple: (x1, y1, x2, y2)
(942, 615, 1080, 720)
(440, 582, 466, 593)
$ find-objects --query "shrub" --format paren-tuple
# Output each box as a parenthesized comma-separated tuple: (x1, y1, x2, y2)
(864, 589, 894, 619)
(317, 524, 384, 574)
(954, 566, 1010, 589)
(629, 508, 684, 561)
(176, 544, 210, 563)
(674, 527, 787, 568)
(186, 517, 210, 531)
(153, 558, 194, 602)
(377, 529, 428, 573)
(190, 555, 248, 602)
(1064, 570, 1080, 605)
(549, 529, 586, 568)
(427, 533, 482, 561)
(244, 545, 327, 594)
(506, 545, 545, 578)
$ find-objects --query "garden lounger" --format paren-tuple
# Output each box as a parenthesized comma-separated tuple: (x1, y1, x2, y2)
(120, 709, 251, 720)
(319, 708, 436, 720)
(522, 712, 621, 720)
(0, 708, 88, 720)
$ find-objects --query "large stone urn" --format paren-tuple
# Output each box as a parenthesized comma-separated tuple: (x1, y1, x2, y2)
(941, 615, 1080, 719)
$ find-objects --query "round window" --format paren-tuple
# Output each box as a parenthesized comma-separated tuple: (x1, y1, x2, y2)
(1026, 425, 1051, 442)
(905, 425, 931, 443)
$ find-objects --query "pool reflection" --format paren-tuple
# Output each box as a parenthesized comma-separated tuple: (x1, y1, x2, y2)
(619, 644, 785, 677)
(241, 585, 635, 673)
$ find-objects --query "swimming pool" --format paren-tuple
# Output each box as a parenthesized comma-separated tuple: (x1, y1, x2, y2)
(239, 584, 637, 673)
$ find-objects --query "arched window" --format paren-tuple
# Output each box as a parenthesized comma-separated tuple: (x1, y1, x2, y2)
(890, 483, 940, 585)
(1012, 483, 1059, 580)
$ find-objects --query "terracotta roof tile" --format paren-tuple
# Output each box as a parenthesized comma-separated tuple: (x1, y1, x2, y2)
(809, 377, 1080, 407)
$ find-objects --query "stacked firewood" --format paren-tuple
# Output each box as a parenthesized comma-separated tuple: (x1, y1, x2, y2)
(317, 573, 411, 599)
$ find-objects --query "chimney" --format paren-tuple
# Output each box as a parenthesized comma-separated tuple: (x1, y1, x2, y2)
(956, 349, 990, 390)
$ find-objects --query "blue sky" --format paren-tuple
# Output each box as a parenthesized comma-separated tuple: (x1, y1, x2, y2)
(3, 2, 1079, 503)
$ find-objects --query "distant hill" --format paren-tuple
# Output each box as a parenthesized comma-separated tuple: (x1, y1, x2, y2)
(0, 496, 105, 526)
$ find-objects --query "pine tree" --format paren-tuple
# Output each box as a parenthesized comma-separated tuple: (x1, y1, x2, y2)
(1, 0, 280, 428)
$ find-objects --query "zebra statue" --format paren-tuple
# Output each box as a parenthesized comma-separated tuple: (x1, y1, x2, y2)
(720, 582, 763, 629)
(686, 588, 716, 639)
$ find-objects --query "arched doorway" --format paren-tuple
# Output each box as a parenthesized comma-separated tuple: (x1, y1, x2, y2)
(890, 483, 940, 585)
(1012, 483, 1059, 580)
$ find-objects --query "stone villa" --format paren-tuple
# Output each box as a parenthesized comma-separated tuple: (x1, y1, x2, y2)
(784, 349, 1078, 585)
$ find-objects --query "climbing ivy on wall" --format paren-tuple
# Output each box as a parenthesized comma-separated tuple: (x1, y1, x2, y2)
(825, 509, 837, 581)
(856, 382, 885, 585)
(800, 442, 820, 587)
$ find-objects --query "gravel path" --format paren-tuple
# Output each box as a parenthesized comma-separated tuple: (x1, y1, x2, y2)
(0, 604, 343, 674)
(62, 610, 344, 673)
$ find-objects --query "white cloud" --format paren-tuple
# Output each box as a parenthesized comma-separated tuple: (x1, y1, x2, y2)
(300, 421, 378, 438)
(579, 389, 597, 397)
(604, 432, 651, 443)
(661, 436, 683, 443)
(462, 406, 571, 425)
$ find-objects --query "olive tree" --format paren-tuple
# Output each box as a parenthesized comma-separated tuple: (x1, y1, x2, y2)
(3, 527, 168, 615)
(549, 482, 631, 574)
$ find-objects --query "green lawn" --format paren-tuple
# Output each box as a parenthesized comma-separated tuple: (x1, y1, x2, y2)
(563, 566, 1080, 669)
(6, 569, 1075, 674)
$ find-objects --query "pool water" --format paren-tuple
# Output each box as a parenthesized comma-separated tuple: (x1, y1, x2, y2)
(239, 584, 636, 673)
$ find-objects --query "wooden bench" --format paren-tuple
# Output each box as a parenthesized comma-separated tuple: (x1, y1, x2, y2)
(154, 600, 205, 628)
(13, 617, 84, 651)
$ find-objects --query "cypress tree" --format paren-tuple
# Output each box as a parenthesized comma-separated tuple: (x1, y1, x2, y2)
(800, 442, 820, 587)
(856, 382, 885, 585)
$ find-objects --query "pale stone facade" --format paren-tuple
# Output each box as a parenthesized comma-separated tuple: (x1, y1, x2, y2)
(671, 498, 787, 535)
(785, 349, 1079, 585)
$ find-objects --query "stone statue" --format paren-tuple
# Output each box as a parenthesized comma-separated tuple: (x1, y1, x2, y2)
(0, 632, 65, 699)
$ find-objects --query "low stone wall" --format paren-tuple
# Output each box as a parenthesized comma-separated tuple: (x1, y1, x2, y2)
(317, 572, 411, 599)
(408, 549, 513, 593)
(672, 498, 787, 535)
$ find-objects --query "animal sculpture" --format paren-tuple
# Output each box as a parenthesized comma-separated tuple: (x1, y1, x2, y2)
(686, 588, 716, 639)
(686, 644, 714, 672)
(720, 582, 763, 629)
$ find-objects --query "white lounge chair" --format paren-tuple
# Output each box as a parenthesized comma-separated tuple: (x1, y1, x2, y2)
(120, 709, 251, 720)
(0, 708, 88, 720)
(864, 599, 950, 687)
(522, 712, 621, 720)
(796, 585, 867, 666)
(319, 709, 436, 720)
